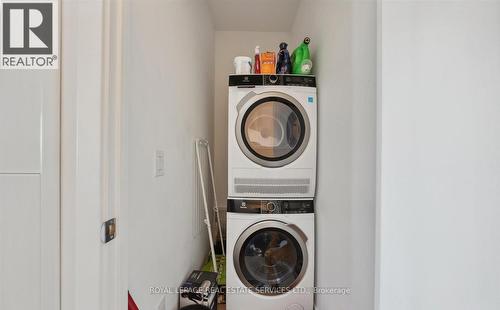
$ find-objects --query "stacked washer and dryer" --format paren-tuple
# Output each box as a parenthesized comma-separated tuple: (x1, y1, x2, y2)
(226, 74, 317, 310)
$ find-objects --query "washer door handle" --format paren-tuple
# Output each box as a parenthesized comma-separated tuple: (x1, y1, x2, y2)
(286, 223, 308, 242)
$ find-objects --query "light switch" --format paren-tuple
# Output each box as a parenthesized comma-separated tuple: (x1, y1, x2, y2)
(155, 150, 165, 177)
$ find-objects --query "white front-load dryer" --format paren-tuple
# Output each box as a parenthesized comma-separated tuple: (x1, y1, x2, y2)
(226, 198, 315, 310)
(228, 75, 317, 199)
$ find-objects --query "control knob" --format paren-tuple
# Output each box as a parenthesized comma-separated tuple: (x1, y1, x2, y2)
(266, 202, 278, 213)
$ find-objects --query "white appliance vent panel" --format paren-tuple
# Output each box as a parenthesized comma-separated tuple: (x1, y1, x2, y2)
(234, 178, 310, 194)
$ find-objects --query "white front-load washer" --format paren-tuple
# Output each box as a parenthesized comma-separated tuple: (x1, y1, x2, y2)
(228, 75, 317, 199)
(226, 198, 315, 310)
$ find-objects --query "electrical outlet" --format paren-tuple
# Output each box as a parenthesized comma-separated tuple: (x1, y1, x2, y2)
(155, 150, 165, 177)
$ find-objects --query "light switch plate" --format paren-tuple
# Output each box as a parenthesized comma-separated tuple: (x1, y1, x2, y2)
(155, 150, 165, 177)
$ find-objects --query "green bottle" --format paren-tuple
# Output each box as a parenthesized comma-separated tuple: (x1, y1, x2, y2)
(291, 37, 313, 75)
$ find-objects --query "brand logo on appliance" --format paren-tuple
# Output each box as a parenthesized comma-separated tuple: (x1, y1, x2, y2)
(1, 0, 58, 69)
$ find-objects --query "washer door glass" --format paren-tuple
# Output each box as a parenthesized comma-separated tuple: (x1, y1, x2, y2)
(238, 227, 305, 295)
(238, 95, 309, 168)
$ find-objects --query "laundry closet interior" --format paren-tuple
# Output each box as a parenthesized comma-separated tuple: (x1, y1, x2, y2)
(123, 0, 377, 309)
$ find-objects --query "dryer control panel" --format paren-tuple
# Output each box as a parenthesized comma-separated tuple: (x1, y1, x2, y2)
(229, 74, 316, 88)
(228, 199, 314, 214)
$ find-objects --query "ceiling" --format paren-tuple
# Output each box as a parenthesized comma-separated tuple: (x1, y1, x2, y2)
(208, 0, 301, 32)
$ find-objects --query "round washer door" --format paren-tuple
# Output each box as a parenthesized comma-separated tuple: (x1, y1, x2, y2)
(236, 92, 310, 168)
(233, 220, 308, 295)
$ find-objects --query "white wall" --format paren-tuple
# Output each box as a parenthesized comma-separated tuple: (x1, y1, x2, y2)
(292, 1, 377, 309)
(123, 1, 214, 309)
(378, 2, 500, 310)
(213, 31, 292, 206)
(208, 0, 300, 32)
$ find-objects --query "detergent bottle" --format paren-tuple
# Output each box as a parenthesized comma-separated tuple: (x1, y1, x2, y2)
(276, 42, 292, 74)
(260, 51, 276, 74)
(291, 37, 313, 74)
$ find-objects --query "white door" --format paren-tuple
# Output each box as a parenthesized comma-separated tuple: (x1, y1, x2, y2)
(0, 69, 60, 309)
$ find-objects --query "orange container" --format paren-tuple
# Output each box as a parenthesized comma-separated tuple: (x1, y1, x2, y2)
(260, 51, 276, 74)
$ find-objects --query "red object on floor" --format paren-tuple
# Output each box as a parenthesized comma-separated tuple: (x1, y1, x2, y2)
(128, 291, 139, 310)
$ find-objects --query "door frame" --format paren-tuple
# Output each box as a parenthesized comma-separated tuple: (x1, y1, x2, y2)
(60, 0, 126, 309)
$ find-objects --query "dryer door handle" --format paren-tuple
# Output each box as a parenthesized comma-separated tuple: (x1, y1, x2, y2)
(286, 223, 308, 242)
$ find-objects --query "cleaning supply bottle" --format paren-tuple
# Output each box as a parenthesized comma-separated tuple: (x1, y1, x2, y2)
(254, 46, 261, 74)
(260, 51, 276, 74)
(276, 42, 292, 74)
(291, 37, 313, 74)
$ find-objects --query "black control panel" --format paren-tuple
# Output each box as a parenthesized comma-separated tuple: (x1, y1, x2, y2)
(227, 199, 314, 214)
(229, 74, 316, 88)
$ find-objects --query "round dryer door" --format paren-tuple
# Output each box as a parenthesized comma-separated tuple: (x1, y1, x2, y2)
(236, 92, 310, 168)
(233, 220, 308, 295)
